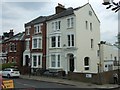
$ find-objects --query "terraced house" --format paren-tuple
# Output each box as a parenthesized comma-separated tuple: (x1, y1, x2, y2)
(46, 3, 100, 74)
(22, 3, 101, 75)
(23, 16, 47, 73)
(1, 30, 25, 67)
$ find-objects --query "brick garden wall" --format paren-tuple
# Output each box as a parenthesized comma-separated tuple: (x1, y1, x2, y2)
(68, 70, 118, 84)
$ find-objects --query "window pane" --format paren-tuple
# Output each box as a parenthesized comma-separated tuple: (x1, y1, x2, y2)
(71, 18, 74, 27)
(67, 19, 70, 28)
(38, 26, 40, 32)
(58, 55, 60, 67)
(38, 55, 41, 65)
(51, 55, 56, 67)
(84, 57, 89, 66)
(38, 38, 41, 48)
(55, 22, 57, 30)
(91, 39, 93, 48)
(52, 22, 54, 31)
(58, 36, 60, 47)
(68, 35, 70, 46)
(33, 56, 37, 66)
(34, 27, 37, 33)
(34, 39, 37, 48)
(51, 36, 56, 47)
(71, 35, 74, 46)
(90, 23, 92, 31)
(58, 21, 61, 30)
(26, 41, 29, 50)
(85, 67, 89, 70)
(86, 21, 88, 29)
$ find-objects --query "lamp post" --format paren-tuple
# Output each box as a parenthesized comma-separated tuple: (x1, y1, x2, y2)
(118, 57, 120, 85)
(102, 0, 120, 12)
(28, 58, 31, 78)
(98, 43, 102, 84)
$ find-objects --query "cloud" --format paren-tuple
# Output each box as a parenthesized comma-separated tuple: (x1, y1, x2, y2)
(5, 2, 50, 11)
(0, 0, 119, 44)
(1, 2, 55, 34)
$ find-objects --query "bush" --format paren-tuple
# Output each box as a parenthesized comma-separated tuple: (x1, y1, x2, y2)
(2, 63, 17, 70)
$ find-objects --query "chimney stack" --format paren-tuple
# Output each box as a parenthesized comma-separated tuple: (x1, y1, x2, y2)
(9, 29, 14, 37)
(55, 3, 66, 14)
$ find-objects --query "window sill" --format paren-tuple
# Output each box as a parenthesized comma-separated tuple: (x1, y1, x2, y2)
(67, 27, 74, 29)
(49, 47, 62, 49)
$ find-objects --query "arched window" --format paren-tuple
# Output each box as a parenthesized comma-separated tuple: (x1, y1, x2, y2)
(84, 57, 90, 70)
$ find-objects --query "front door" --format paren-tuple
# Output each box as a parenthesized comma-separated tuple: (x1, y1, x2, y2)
(25, 55, 29, 66)
(69, 54, 74, 72)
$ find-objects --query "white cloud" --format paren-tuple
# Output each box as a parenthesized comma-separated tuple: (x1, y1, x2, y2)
(1, 0, 119, 44)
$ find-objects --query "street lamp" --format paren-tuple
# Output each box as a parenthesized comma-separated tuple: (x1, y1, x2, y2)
(102, 0, 120, 12)
(98, 43, 102, 84)
(118, 60, 120, 85)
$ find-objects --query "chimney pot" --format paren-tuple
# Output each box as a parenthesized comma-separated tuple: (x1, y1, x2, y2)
(55, 3, 66, 14)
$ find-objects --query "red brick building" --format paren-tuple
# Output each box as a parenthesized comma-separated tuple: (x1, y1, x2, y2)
(23, 16, 47, 73)
(1, 30, 25, 68)
(0, 30, 14, 64)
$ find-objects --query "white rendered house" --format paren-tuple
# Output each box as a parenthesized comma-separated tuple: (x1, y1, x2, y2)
(99, 41, 119, 72)
(46, 3, 100, 74)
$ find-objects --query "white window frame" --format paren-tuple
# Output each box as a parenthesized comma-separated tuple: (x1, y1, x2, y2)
(25, 39, 30, 50)
(84, 57, 90, 71)
(32, 53, 42, 68)
(50, 53, 61, 68)
(67, 34, 75, 47)
(25, 26, 31, 35)
(32, 37, 42, 49)
(67, 17, 74, 28)
(9, 43, 17, 52)
(52, 21, 61, 31)
(34, 24, 41, 34)
(50, 35, 61, 48)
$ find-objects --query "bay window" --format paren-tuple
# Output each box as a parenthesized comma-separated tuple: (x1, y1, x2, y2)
(50, 54, 61, 68)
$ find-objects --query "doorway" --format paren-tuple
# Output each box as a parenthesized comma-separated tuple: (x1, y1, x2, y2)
(25, 55, 29, 66)
(68, 54, 74, 72)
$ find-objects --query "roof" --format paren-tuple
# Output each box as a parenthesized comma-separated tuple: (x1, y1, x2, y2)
(25, 16, 47, 27)
(47, 7, 74, 21)
(4, 32, 25, 43)
(47, 3, 100, 22)
(25, 3, 100, 26)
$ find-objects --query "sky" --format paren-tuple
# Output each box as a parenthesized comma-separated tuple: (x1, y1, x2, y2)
(0, 0, 119, 44)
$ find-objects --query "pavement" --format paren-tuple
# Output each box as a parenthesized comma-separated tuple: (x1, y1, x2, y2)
(20, 75, 120, 89)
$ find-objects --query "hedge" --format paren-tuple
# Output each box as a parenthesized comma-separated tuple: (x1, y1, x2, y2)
(1, 63, 17, 70)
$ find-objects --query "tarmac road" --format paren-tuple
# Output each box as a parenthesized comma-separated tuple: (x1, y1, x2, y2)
(4, 78, 77, 89)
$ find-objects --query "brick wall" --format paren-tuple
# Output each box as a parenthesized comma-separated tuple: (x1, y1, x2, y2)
(68, 70, 118, 84)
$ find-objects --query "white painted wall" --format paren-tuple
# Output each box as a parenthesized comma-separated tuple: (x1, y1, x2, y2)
(46, 4, 100, 74)
(74, 4, 100, 73)
(100, 43, 118, 72)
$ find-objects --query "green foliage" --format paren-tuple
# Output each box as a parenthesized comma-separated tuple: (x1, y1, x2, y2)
(2, 63, 17, 70)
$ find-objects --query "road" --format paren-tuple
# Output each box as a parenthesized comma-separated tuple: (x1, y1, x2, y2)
(2, 77, 119, 90)
(3, 77, 77, 89)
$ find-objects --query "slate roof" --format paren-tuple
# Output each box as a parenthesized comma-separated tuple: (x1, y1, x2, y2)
(25, 3, 100, 27)
(47, 7, 74, 21)
(4, 32, 25, 43)
(25, 16, 47, 27)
